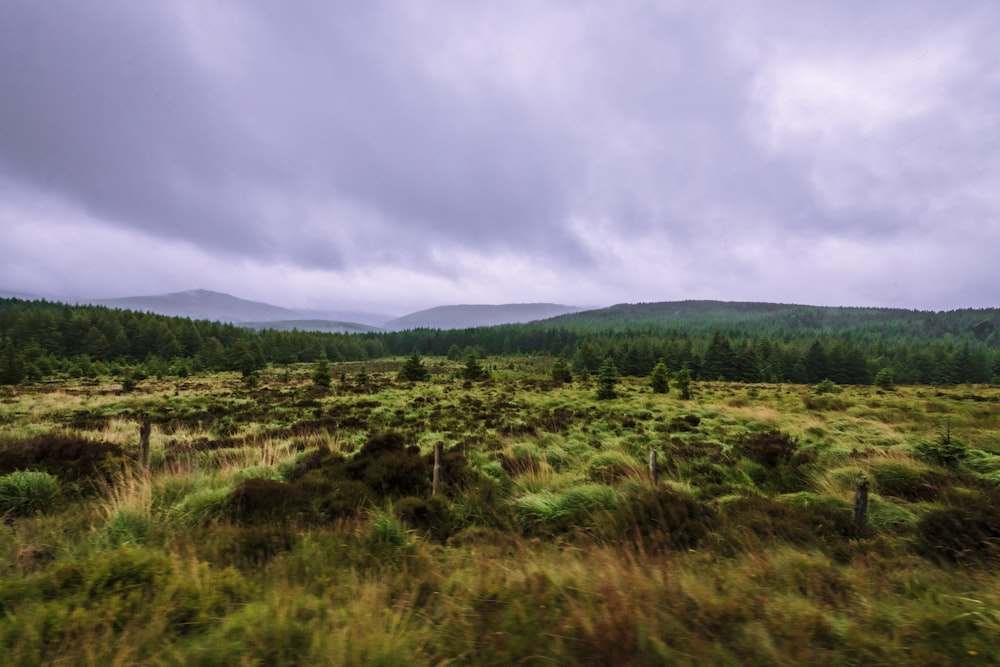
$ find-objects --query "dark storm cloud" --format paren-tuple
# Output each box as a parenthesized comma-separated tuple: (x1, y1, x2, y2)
(2, 1, 999, 309)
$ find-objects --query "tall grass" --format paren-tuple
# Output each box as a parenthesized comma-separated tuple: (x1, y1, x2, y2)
(0, 470, 60, 516)
(1, 369, 999, 664)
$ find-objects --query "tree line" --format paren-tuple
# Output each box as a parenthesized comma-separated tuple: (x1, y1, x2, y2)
(1, 298, 998, 386)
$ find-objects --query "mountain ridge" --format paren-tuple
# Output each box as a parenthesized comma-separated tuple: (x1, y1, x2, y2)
(384, 303, 586, 330)
(5, 288, 996, 334)
(85, 289, 303, 324)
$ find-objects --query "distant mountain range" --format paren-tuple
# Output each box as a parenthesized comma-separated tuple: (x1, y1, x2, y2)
(0, 289, 42, 300)
(383, 304, 585, 330)
(88, 290, 303, 323)
(239, 320, 383, 334)
(54, 289, 586, 331)
(3, 289, 996, 339)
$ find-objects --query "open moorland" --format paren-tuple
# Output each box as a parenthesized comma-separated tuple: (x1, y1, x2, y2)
(2, 358, 1000, 665)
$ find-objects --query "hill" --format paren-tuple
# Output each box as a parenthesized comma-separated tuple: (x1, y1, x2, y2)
(543, 300, 999, 340)
(87, 289, 304, 323)
(294, 308, 397, 328)
(386, 303, 584, 330)
(239, 319, 382, 334)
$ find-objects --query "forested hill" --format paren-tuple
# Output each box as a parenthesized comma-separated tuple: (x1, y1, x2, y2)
(1, 297, 998, 386)
(543, 300, 1000, 340)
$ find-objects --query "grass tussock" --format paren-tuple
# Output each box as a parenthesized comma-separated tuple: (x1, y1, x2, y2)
(1, 368, 999, 664)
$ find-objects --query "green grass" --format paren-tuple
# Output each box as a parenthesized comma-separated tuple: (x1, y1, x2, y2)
(0, 471, 60, 516)
(0, 364, 998, 664)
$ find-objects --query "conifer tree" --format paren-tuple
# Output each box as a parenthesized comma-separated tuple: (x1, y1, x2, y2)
(551, 357, 573, 385)
(354, 366, 371, 391)
(650, 360, 670, 394)
(398, 351, 430, 382)
(0, 340, 25, 385)
(596, 357, 619, 400)
(674, 365, 693, 400)
(461, 354, 489, 381)
(312, 354, 332, 388)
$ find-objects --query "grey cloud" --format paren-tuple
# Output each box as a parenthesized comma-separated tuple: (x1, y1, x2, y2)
(2, 1, 999, 309)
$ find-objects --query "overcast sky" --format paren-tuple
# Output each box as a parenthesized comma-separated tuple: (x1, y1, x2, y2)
(2, 1, 998, 314)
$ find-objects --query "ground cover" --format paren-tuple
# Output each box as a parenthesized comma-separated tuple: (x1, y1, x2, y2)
(1, 359, 998, 664)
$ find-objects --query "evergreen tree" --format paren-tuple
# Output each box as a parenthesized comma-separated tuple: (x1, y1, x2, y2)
(0, 340, 25, 385)
(873, 367, 895, 390)
(551, 357, 573, 384)
(572, 340, 602, 375)
(461, 354, 489, 381)
(674, 365, 693, 400)
(312, 354, 332, 388)
(804, 340, 829, 384)
(702, 331, 735, 380)
(596, 357, 619, 400)
(650, 360, 670, 394)
(354, 366, 371, 391)
(398, 351, 430, 382)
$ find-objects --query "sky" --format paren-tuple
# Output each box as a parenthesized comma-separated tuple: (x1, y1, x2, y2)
(2, 1, 999, 315)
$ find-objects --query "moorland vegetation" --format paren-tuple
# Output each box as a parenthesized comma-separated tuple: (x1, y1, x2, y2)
(0, 298, 999, 663)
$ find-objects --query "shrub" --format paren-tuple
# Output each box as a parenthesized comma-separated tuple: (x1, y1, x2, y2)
(550, 358, 573, 384)
(596, 487, 715, 550)
(778, 493, 858, 541)
(0, 470, 60, 516)
(873, 367, 895, 390)
(814, 378, 836, 394)
(188, 525, 299, 567)
(229, 478, 307, 524)
(733, 430, 801, 467)
(716, 496, 814, 549)
(914, 430, 968, 468)
(394, 495, 453, 541)
(361, 450, 430, 497)
(309, 479, 374, 518)
(0, 435, 125, 495)
(917, 491, 1000, 564)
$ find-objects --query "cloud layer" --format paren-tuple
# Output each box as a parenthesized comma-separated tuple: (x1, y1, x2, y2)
(2, 1, 998, 313)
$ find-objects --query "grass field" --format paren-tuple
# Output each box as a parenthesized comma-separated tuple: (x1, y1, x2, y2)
(1, 358, 999, 665)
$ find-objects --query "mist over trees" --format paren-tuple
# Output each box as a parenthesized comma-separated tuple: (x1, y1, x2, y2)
(1, 297, 999, 386)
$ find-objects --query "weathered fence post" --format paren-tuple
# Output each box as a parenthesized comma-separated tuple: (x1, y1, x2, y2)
(432, 442, 442, 496)
(853, 475, 869, 534)
(649, 449, 658, 486)
(139, 415, 151, 471)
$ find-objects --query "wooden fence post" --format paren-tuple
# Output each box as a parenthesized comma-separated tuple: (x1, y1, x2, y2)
(649, 449, 658, 486)
(139, 415, 151, 471)
(432, 442, 442, 496)
(853, 476, 869, 534)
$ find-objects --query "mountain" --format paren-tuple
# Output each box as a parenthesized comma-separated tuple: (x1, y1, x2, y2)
(294, 309, 397, 328)
(385, 303, 585, 330)
(238, 319, 383, 334)
(0, 289, 42, 300)
(88, 289, 303, 323)
(543, 300, 999, 339)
